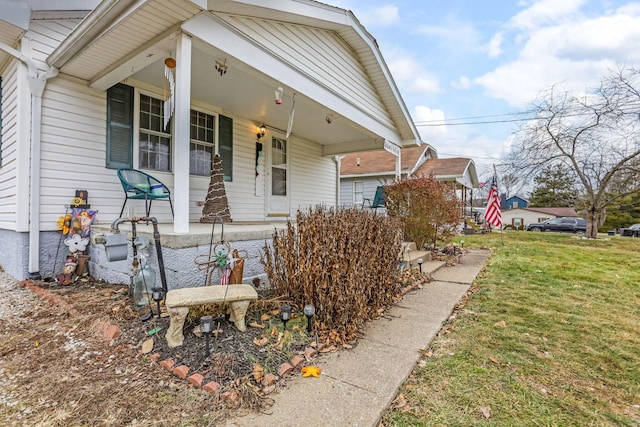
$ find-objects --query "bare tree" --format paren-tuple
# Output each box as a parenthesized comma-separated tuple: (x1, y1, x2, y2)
(506, 67, 640, 238)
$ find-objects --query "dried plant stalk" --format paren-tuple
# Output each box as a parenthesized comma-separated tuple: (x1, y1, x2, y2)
(262, 207, 403, 344)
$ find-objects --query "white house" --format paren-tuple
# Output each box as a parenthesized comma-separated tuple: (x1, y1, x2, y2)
(0, 0, 421, 286)
(502, 207, 579, 229)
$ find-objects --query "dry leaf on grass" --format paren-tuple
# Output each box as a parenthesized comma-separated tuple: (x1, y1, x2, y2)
(494, 320, 507, 328)
(419, 349, 433, 357)
(489, 356, 500, 364)
(260, 313, 271, 321)
(141, 338, 154, 354)
(253, 336, 268, 346)
(479, 406, 491, 418)
(253, 364, 264, 382)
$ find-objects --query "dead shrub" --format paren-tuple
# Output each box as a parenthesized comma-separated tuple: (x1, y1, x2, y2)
(262, 206, 403, 344)
(384, 174, 461, 249)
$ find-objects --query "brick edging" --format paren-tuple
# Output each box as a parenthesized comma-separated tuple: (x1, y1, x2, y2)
(19, 280, 80, 317)
(142, 343, 325, 401)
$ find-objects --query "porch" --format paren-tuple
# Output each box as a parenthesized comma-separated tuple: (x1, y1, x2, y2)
(87, 221, 288, 290)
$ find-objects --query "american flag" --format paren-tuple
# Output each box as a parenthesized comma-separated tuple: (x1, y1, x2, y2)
(484, 177, 502, 228)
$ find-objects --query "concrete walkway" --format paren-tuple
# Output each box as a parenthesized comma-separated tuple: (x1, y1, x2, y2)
(225, 248, 491, 427)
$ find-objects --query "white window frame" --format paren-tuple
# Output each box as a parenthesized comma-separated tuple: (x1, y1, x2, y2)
(353, 181, 364, 205)
(135, 89, 172, 172)
(189, 107, 218, 176)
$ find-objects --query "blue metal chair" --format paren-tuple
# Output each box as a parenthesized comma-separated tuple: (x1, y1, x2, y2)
(117, 168, 174, 218)
(364, 186, 386, 210)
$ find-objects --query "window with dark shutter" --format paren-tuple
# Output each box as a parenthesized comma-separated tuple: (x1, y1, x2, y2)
(218, 114, 233, 181)
(106, 83, 134, 169)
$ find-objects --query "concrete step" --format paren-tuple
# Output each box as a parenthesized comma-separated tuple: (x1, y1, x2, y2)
(402, 249, 431, 263)
(401, 242, 417, 252)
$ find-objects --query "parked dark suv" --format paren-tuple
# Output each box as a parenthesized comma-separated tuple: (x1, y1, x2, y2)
(525, 217, 586, 233)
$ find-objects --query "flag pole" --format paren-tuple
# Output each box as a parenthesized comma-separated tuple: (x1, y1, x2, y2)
(493, 164, 504, 247)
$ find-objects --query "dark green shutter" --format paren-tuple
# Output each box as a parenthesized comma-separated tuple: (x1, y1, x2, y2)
(219, 114, 233, 181)
(106, 83, 134, 169)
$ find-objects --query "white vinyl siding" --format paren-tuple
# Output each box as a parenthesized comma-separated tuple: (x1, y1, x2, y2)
(290, 136, 335, 211)
(28, 18, 83, 62)
(39, 77, 111, 229)
(218, 14, 394, 129)
(0, 62, 19, 229)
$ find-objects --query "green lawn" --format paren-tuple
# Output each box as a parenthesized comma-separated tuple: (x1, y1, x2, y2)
(383, 232, 640, 426)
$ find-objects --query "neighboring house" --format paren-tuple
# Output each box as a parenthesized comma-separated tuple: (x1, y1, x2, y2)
(503, 195, 529, 210)
(0, 0, 421, 284)
(339, 146, 479, 214)
(502, 207, 579, 228)
(339, 145, 438, 207)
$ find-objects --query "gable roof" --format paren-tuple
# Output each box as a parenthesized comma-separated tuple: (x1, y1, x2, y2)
(341, 145, 436, 176)
(414, 157, 473, 179)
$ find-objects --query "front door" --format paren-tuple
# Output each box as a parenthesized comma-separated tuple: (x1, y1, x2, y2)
(266, 134, 290, 216)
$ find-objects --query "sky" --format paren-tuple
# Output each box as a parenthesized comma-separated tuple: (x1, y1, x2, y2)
(325, 0, 640, 178)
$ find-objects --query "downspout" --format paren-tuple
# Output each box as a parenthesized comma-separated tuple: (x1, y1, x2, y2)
(334, 155, 344, 208)
(0, 40, 59, 279)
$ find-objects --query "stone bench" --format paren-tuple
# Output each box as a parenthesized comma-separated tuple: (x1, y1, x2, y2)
(164, 284, 258, 348)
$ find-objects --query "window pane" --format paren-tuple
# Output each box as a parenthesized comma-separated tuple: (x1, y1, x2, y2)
(272, 168, 287, 196)
(189, 110, 217, 176)
(139, 93, 171, 172)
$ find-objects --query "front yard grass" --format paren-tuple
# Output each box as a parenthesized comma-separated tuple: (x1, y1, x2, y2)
(383, 232, 640, 426)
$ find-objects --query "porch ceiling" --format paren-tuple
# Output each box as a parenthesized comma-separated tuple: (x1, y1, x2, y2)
(130, 41, 381, 152)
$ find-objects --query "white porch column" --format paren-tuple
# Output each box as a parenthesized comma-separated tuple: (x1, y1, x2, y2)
(173, 32, 192, 233)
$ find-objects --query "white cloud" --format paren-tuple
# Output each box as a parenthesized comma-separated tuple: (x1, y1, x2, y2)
(409, 77, 442, 94)
(475, 5, 640, 107)
(414, 106, 448, 144)
(386, 55, 443, 95)
(450, 76, 472, 90)
(508, 0, 584, 30)
(484, 32, 504, 58)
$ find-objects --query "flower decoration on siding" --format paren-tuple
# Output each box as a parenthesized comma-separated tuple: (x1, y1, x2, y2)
(57, 213, 72, 235)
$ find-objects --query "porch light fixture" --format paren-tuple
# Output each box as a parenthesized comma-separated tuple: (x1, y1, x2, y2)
(200, 315, 213, 357)
(215, 58, 227, 76)
(280, 304, 292, 330)
(303, 304, 315, 334)
(356, 156, 361, 167)
(257, 124, 266, 140)
(151, 287, 165, 318)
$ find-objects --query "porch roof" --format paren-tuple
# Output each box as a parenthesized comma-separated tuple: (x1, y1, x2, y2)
(46, 0, 421, 154)
(0, 0, 29, 69)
